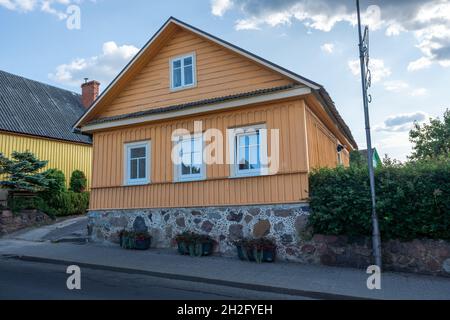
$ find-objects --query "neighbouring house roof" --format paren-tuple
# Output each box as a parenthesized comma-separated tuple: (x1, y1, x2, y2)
(0, 70, 91, 145)
(359, 148, 382, 167)
(74, 17, 357, 149)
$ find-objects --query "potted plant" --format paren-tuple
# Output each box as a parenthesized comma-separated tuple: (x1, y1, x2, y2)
(175, 231, 215, 257)
(234, 238, 277, 263)
(119, 230, 152, 250)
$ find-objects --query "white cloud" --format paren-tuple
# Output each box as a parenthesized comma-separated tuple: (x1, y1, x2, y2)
(374, 132, 412, 162)
(226, 2, 384, 33)
(410, 88, 428, 96)
(0, 0, 37, 11)
(383, 80, 409, 92)
(385, 23, 406, 36)
(214, 1, 450, 70)
(235, 17, 260, 30)
(49, 41, 139, 87)
(407, 57, 433, 71)
(320, 43, 334, 54)
(0, 0, 88, 20)
(348, 58, 391, 84)
(211, 0, 233, 17)
(374, 111, 428, 132)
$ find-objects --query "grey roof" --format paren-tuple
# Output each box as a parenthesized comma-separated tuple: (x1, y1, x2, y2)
(0, 70, 91, 144)
(87, 84, 299, 125)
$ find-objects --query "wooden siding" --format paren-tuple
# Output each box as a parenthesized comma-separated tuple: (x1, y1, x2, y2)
(305, 105, 343, 169)
(95, 28, 294, 119)
(0, 132, 92, 188)
(89, 99, 309, 210)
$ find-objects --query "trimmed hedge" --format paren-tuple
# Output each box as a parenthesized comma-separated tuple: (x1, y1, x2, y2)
(308, 160, 450, 241)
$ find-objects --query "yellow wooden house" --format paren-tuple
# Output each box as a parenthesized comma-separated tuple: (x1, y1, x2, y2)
(75, 18, 358, 256)
(0, 70, 95, 194)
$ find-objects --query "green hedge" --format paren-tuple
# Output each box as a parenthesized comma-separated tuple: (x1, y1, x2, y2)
(44, 191, 90, 217)
(308, 160, 450, 241)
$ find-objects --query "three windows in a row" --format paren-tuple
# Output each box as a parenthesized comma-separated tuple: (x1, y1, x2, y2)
(124, 125, 267, 186)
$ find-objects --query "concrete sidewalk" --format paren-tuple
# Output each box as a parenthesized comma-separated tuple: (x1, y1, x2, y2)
(3, 216, 87, 242)
(0, 239, 449, 300)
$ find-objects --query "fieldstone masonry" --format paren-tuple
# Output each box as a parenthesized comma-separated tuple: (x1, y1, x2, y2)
(88, 203, 310, 258)
(88, 203, 450, 277)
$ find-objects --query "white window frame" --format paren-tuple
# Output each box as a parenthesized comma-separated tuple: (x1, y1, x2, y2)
(173, 133, 206, 182)
(229, 124, 268, 178)
(170, 53, 197, 91)
(337, 151, 343, 165)
(124, 141, 151, 186)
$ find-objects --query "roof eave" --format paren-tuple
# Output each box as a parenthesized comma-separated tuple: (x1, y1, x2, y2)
(312, 89, 358, 150)
(80, 86, 312, 133)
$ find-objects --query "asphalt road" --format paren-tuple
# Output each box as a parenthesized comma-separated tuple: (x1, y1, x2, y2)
(0, 257, 307, 300)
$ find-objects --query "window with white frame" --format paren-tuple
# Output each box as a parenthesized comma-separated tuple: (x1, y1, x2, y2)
(170, 54, 196, 90)
(230, 124, 268, 178)
(174, 135, 205, 182)
(124, 141, 150, 185)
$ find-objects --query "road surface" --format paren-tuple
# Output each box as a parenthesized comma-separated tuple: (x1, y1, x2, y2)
(0, 257, 307, 300)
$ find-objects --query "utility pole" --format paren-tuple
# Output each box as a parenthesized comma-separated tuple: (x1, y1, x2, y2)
(356, 0, 382, 268)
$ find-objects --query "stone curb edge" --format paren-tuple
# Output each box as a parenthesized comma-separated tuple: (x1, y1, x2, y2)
(6, 254, 374, 300)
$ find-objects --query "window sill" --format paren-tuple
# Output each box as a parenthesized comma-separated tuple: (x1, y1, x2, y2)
(123, 181, 150, 187)
(229, 172, 267, 179)
(174, 177, 206, 183)
(170, 83, 197, 92)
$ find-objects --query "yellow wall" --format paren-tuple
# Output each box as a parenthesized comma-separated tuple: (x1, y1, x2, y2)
(89, 99, 310, 210)
(305, 105, 346, 169)
(0, 131, 92, 188)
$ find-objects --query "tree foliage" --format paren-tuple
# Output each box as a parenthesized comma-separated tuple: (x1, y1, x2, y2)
(409, 109, 450, 161)
(0, 151, 89, 216)
(69, 170, 87, 193)
(350, 150, 365, 167)
(0, 151, 48, 192)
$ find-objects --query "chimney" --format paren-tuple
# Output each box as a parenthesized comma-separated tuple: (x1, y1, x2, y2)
(81, 78, 100, 108)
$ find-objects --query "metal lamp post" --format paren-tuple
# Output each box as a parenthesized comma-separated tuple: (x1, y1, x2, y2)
(356, 0, 382, 268)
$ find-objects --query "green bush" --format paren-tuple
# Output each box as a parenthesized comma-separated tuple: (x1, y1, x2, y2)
(7, 196, 36, 214)
(308, 160, 450, 241)
(39, 169, 66, 200)
(69, 170, 87, 193)
(45, 191, 90, 217)
(66, 191, 90, 216)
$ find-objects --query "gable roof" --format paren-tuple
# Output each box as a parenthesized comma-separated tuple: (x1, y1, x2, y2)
(0, 70, 91, 145)
(74, 17, 357, 149)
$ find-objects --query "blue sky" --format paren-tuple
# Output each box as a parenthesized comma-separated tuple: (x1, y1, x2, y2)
(1, 0, 449, 161)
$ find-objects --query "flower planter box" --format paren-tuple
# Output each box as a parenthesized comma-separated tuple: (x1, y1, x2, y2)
(235, 245, 276, 263)
(177, 241, 214, 257)
(119, 232, 151, 250)
(174, 232, 215, 257)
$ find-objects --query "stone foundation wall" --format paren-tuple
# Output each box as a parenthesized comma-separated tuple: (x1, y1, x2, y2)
(88, 204, 450, 277)
(0, 209, 52, 235)
(296, 235, 450, 277)
(87, 203, 310, 260)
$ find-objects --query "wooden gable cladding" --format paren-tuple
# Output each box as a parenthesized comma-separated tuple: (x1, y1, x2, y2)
(94, 27, 295, 120)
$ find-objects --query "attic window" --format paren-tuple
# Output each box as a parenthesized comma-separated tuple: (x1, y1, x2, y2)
(170, 53, 196, 90)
